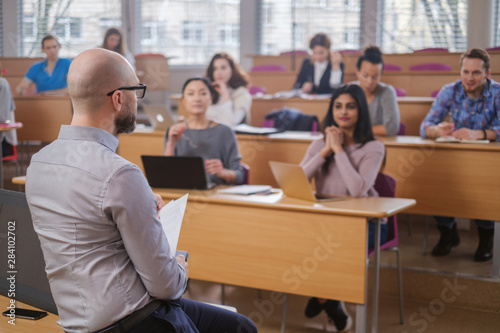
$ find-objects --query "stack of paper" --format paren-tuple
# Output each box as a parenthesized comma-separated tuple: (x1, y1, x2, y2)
(435, 136, 490, 144)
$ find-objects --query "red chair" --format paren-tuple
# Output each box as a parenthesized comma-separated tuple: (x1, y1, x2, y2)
(397, 122, 406, 136)
(279, 50, 308, 56)
(250, 64, 287, 72)
(370, 173, 404, 324)
(248, 85, 267, 96)
(486, 46, 500, 52)
(384, 63, 402, 71)
(413, 48, 449, 53)
(394, 87, 406, 97)
(431, 89, 440, 97)
(409, 63, 451, 71)
(241, 163, 250, 185)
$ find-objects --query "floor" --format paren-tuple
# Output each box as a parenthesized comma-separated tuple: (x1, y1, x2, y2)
(4, 144, 499, 333)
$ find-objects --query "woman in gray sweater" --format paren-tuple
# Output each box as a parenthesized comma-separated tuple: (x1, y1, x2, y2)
(300, 84, 387, 332)
(353, 46, 400, 136)
(164, 77, 244, 186)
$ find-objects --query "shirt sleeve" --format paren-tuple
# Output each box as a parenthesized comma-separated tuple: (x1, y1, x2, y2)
(420, 87, 452, 137)
(294, 59, 312, 89)
(25, 63, 38, 82)
(380, 85, 400, 136)
(300, 140, 326, 180)
(221, 127, 244, 184)
(103, 164, 187, 300)
(329, 69, 343, 87)
(334, 142, 385, 197)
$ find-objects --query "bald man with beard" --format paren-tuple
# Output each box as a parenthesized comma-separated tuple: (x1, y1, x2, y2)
(25, 49, 257, 333)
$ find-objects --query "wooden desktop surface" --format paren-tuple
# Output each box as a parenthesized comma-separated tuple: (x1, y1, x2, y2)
(118, 131, 500, 221)
(156, 188, 415, 304)
(172, 95, 433, 136)
(0, 295, 62, 332)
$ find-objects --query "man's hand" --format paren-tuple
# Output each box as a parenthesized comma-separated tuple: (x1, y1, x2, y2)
(301, 82, 314, 94)
(154, 194, 165, 216)
(22, 84, 37, 96)
(451, 128, 481, 140)
(176, 255, 188, 276)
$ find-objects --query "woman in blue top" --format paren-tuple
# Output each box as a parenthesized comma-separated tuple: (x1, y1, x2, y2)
(16, 35, 72, 96)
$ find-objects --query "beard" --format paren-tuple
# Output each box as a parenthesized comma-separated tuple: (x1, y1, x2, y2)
(115, 103, 136, 134)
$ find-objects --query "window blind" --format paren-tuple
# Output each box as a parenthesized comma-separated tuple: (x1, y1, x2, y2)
(138, 0, 241, 65)
(380, 0, 468, 53)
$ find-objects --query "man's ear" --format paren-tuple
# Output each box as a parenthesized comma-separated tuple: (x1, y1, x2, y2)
(111, 91, 123, 112)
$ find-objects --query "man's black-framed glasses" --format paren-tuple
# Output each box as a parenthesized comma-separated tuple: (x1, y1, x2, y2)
(106, 83, 147, 99)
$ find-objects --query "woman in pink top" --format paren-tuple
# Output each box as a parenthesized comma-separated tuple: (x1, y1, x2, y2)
(300, 84, 387, 331)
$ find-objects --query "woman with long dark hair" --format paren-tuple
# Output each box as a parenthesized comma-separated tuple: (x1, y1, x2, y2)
(101, 27, 135, 70)
(205, 52, 252, 125)
(300, 84, 387, 331)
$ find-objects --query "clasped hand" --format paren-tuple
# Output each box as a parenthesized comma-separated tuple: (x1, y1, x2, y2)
(320, 126, 344, 156)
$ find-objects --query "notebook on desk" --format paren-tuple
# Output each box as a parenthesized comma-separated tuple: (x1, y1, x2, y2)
(269, 161, 346, 202)
(141, 155, 215, 190)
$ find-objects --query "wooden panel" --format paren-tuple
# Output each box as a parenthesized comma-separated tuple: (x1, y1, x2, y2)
(14, 97, 73, 142)
(175, 199, 368, 303)
(381, 137, 500, 221)
(248, 71, 297, 94)
(117, 130, 164, 172)
(0, 57, 43, 76)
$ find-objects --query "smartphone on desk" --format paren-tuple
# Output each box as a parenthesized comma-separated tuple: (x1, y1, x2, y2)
(2, 308, 48, 320)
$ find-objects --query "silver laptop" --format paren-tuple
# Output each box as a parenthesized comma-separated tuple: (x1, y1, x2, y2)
(269, 161, 346, 202)
(142, 104, 175, 131)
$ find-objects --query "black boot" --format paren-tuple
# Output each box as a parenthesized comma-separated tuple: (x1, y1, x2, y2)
(475, 227, 494, 262)
(432, 224, 460, 256)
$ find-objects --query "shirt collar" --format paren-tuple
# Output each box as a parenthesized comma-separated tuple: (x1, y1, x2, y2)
(58, 125, 119, 152)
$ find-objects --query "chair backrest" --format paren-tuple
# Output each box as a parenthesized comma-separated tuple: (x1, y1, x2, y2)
(413, 48, 449, 53)
(397, 122, 406, 136)
(2, 144, 17, 162)
(264, 107, 319, 132)
(394, 87, 406, 97)
(384, 63, 402, 71)
(279, 50, 308, 56)
(486, 46, 500, 52)
(250, 64, 287, 72)
(241, 163, 250, 185)
(373, 173, 398, 247)
(338, 49, 362, 55)
(409, 63, 451, 71)
(431, 89, 440, 97)
(249, 85, 267, 95)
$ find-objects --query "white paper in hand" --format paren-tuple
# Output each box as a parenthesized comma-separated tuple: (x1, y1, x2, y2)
(158, 194, 189, 254)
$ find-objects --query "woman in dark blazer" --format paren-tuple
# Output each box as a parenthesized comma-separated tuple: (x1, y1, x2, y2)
(294, 33, 344, 94)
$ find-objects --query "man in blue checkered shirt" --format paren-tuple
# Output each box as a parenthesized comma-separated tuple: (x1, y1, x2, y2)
(420, 48, 499, 262)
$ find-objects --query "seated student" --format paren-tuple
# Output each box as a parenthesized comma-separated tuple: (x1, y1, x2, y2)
(16, 34, 71, 96)
(420, 48, 499, 261)
(352, 46, 400, 136)
(164, 77, 244, 186)
(101, 27, 136, 71)
(205, 52, 252, 125)
(0, 77, 17, 156)
(300, 84, 386, 331)
(294, 33, 344, 94)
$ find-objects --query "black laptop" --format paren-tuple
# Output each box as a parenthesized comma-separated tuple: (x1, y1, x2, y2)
(141, 155, 214, 189)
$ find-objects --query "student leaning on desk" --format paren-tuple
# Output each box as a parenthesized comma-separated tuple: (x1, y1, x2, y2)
(299, 84, 386, 332)
(15, 34, 71, 96)
(25, 49, 257, 333)
(164, 77, 245, 186)
(205, 52, 252, 125)
(420, 48, 499, 261)
(350, 46, 400, 136)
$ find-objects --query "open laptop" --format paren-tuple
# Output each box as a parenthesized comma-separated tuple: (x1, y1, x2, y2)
(142, 105, 175, 131)
(269, 161, 346, 202)
(141, 155, 215, 190)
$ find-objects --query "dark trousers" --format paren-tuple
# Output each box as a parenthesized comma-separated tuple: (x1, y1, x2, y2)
(435, 216, 494, 230)
(128, 298, 257, 333)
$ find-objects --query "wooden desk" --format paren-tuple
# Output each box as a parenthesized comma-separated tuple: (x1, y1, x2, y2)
(172, 95, 434, 136)
(157, 188, 415, 332)
(13, 96, 72, 142)
(0, 295, 62, 333)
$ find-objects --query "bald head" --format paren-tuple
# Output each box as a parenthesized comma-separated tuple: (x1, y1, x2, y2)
(68, 48, 137, 113)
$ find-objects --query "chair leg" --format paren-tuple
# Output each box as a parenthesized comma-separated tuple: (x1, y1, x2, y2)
(423, 216, 430, 255)
(221, 283, 225, 305)
(407, 213, 413, 236)
(280, 293, 288, 333)
(395, 248, 404, 324)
